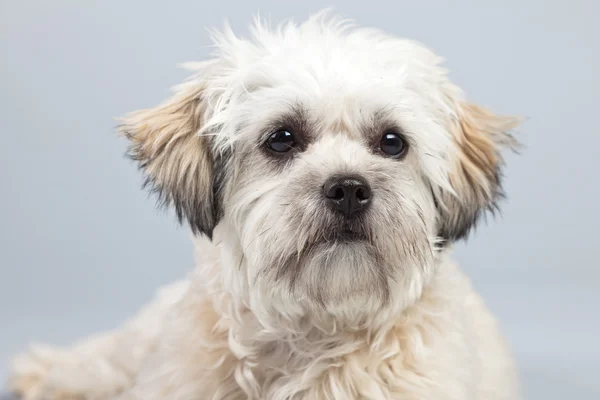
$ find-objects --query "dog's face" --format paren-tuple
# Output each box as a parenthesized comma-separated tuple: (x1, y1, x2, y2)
(121, 14, 518, 325)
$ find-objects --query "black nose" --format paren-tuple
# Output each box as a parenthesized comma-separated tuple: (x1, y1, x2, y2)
(323, 175, 372, 216)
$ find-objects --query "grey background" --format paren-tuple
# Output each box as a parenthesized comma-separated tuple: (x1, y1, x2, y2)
(1, 0, 598, 399)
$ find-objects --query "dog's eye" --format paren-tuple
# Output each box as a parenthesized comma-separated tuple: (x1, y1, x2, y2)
(266, 130, 297, 153)
(380, 131, 407, 157)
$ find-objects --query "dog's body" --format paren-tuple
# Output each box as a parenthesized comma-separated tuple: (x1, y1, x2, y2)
(10, 12, 520, 400)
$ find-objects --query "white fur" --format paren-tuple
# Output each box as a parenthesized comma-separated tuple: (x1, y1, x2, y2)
(9, 10, 519, 400)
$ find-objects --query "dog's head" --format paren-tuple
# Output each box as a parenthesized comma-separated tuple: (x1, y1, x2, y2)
(120, 13, 518, 326)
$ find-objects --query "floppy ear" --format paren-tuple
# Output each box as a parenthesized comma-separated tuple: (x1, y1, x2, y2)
(118, 82, 221, 238)
(435, 101, 520, 242)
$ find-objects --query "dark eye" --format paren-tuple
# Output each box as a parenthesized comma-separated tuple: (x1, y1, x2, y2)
(265, 130, 297, 153)
(380, 131, 407, 157)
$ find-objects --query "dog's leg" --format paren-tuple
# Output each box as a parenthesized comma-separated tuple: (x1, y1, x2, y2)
(8, 281, 189, 400)
(114, 284, 247, 400)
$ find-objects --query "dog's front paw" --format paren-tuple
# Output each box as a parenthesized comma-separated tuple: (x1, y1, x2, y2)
(9, 345, 78, 399)
(9, 345, 129, 400)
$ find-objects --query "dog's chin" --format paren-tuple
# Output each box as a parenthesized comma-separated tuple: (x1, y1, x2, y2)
(271, 228, 389, 306)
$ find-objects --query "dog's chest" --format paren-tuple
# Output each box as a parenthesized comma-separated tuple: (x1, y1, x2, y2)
(223, 327, 474, 400)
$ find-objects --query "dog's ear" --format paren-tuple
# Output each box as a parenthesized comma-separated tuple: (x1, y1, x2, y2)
(435, 101, 520, 243)
(119, 81, 222, 239)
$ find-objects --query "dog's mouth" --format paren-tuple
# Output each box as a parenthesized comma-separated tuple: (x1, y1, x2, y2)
(333, 227, 367, 242)
(325, 221, 369, 243)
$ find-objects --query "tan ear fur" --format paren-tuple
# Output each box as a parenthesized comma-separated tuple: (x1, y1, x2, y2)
(119, 83, 219, 237)
(436, 102, 520, 242)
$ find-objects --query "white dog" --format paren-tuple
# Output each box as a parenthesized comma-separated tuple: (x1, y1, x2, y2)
(9, 11, 520, 400)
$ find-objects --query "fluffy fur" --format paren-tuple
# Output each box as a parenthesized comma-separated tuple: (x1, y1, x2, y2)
(9, 11, 520, 400)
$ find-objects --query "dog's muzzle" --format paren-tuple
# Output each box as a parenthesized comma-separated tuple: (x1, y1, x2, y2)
(323, 175, 372, 217)
(321, 174, 372, 242)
